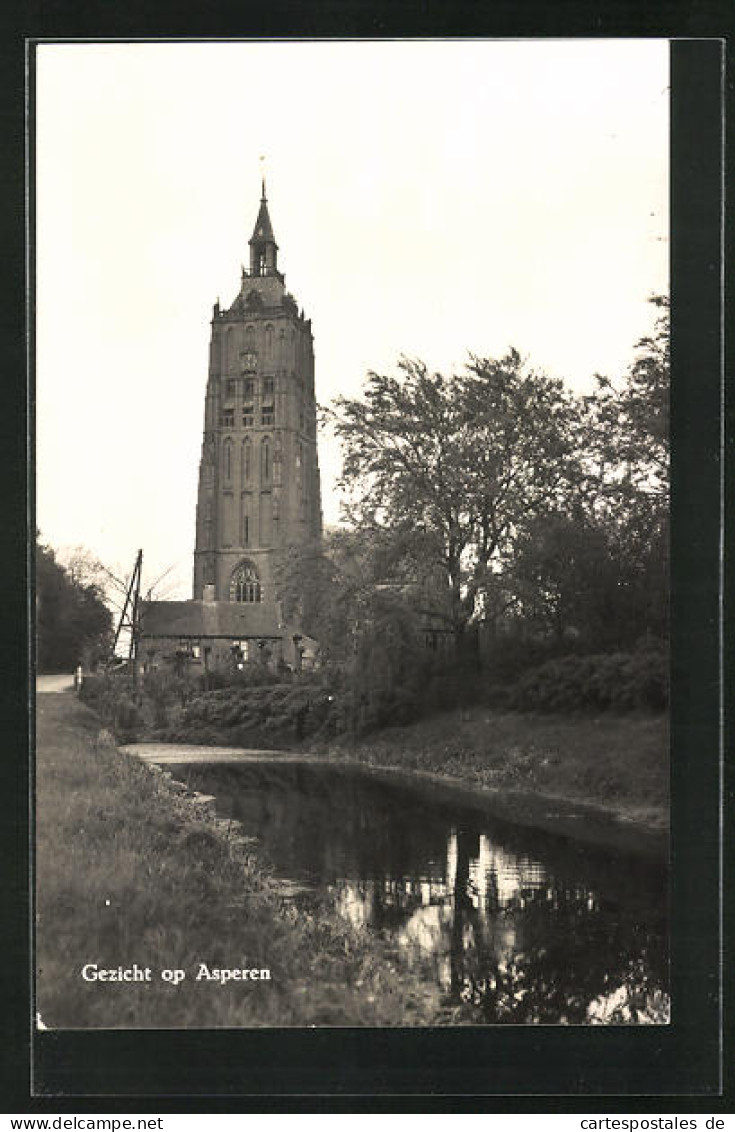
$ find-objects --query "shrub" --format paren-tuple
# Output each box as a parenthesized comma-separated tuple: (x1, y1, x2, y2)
(112, 695, 144, 743)
(194, 665, 300, 692)
(160, 682, 337, 747)
(480, 628, 586, 687)
(78, 673, 109, 708)
(507, 648, 668, 714)
(142, 670, 194, 728)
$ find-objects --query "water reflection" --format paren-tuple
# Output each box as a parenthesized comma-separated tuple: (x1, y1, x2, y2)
(171, 761, 669, 1025)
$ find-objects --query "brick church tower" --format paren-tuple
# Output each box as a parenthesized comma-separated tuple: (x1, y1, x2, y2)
(193, 181, 323, 605)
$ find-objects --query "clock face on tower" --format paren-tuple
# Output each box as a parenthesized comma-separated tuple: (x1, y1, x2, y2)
(240, 351, 257, 373)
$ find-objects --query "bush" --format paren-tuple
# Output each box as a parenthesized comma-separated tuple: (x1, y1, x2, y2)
(112, 695, 144, 743)
(420, 664, 488, 714)
(506, 648, 668, 713)
(161, 682, 336, 747)
(77, 673, 109, 708)
(193, 665, 299, 692)
(142, 669, 196, 729)
(78, 673, 145, 741)
(480, 626, 594, 687)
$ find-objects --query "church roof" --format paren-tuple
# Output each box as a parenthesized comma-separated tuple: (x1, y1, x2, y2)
(140, 600, 284, 640)
(248, 192, 277, 247)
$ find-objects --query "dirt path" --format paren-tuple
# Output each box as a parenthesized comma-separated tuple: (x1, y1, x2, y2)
(124, 742, 296, 764)
(36, 674, 74, 694)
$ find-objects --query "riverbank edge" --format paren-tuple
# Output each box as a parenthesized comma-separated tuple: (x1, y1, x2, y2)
(35, 695, 449, 1028)
(325, 756, 668, 859)
(125, 741, 668, 860)
(148, 697, 668, 854)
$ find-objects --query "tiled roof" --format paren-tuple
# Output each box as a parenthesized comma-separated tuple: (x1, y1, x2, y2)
(140, 600, 284, 640)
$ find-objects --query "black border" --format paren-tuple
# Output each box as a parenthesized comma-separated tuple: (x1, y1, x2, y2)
(3, 9, 729, 1112)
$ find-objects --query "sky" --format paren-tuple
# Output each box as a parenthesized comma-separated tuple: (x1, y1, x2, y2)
(35, 39, 669, 601)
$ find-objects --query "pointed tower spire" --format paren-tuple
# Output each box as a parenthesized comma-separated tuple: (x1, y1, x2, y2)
(249, 168, 278, 277)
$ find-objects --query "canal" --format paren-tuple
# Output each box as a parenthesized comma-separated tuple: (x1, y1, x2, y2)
(167, 758, 669, 1025)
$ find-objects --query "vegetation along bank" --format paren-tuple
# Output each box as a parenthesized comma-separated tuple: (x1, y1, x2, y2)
(80, 641, 669, 840)
(36, 694, 448, 1029)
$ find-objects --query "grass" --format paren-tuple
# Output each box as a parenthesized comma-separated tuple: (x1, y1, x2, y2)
(80, 674, 669, 832)
(324, 706, 669, 830)
(35, 694, 447, 1029)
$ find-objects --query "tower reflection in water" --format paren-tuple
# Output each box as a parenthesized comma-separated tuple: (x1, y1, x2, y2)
(171, 762, 669, 1025)
(330, 829, 666, 1024)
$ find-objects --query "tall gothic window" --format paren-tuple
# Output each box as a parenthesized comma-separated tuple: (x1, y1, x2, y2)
(260, 492, 272, 545)
(223, 438, 232, 482)
(261, 437, 271, 483)
(242, 438, 251, 482)
(245, 324, 255, 351)
(230, 561, 261, 603)
(264, 324, 274, 358)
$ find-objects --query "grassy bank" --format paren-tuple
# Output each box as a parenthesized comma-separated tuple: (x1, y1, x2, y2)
(35, 694, 445, 1028)
(324, 706, 669, 830)
(79, 667, 668, 834)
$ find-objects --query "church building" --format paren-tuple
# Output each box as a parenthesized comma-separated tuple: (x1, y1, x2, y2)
(139, 181, 322, 674)
(193, 179, 323, 601)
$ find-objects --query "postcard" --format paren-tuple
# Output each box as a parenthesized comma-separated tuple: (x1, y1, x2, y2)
(30, 37, 723, 1100)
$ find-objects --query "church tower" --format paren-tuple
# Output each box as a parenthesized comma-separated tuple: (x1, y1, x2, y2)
(193, 182, 323, 604)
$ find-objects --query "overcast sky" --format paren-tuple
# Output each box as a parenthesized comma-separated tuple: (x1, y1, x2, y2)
(35, 39, 669, 600)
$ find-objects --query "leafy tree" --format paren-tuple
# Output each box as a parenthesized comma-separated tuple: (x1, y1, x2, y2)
(36, 535, 113, 672)
(582, 296, 668, 515)
(613, 293, 669, 498)
(276, 530, 443, 733)
(279, 528, 430, 659)
(330, 352, 582, 651)
(284, 300, 669, 724)
(510, 510, 615, 644)
(579, 295, 670, 644)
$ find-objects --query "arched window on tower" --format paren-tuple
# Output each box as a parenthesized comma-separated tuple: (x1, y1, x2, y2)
(226, 327, 236, 371)
(261, 437, 271, 484)
(245, 324, 255, 351)
(223, 438, 232, 482)
(264, 324, 274, 358)
(230, 561, 261, 603)
(242, 438, 251, 483)
(273, 438, 282, 485)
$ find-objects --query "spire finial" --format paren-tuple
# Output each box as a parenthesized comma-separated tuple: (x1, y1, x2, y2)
(259, 154, 267, 200)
